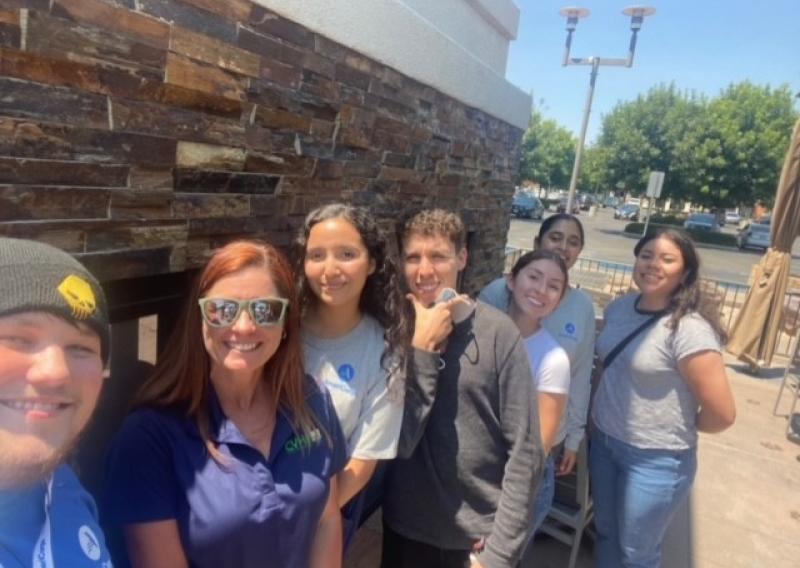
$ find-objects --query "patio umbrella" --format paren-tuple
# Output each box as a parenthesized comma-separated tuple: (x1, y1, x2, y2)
(728, 118, 800, 368)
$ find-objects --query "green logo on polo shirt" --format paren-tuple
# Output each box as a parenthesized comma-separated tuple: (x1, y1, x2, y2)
(285, 428, 322, 454)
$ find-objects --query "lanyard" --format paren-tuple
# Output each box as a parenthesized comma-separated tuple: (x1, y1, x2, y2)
(32, 477, 54, 568)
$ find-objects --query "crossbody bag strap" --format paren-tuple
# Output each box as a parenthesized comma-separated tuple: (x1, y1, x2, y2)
(602, 311, 665, 370)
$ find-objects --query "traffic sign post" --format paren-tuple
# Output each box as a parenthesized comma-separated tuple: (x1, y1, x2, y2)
(642, 171, 665, 237)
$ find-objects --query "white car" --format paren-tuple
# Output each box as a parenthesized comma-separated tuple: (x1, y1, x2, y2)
(723, 211, 741, 226)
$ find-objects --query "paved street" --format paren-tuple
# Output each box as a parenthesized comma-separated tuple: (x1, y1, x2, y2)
(507, 208, 799, 285)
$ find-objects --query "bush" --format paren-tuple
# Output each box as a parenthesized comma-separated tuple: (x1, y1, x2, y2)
(623, 223, 738, 247)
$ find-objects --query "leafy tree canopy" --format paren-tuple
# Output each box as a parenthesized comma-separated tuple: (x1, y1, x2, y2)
(518, 109, 576, 189)
(596, 82, 798, 208)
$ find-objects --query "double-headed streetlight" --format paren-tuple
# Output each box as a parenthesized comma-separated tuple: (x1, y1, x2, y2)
(560, 5, 656, 213)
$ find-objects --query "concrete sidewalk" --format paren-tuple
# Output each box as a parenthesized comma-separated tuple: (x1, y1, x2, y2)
(346, 356, 800, 567)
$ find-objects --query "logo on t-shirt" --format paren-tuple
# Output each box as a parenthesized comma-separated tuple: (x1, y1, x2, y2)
(285, 428, 323, 454)
(337, 364, 355, 382)
(78, 525, 102, 561)
(558, 322, 579, 341)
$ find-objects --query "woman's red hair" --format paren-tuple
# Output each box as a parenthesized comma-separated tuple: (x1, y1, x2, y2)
(134, 240, 315, 459)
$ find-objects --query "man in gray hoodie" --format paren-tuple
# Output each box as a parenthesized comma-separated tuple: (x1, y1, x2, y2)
(381, 209, 544, 568)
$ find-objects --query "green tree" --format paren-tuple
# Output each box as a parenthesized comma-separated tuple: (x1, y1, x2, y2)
(595, 82, 798, 209)
(578, 145, 608, 195)
(596, 84, 702, 201)
(672, 82, 798, 208)
(518, 110, 576, 189)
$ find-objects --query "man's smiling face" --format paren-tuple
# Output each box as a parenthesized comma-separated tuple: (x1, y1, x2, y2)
(402, 232, 467, 307)
(0, 312, 104, 488)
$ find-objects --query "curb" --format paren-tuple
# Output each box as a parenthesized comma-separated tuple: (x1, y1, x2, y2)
(621, 231, 740, 252)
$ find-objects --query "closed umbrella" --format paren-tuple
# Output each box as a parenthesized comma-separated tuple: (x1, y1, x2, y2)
(728, 118, 800, 368)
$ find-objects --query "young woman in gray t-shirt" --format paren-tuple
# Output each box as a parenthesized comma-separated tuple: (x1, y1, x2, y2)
(295, 204, 411, 546)
(591, 228, 736, 568)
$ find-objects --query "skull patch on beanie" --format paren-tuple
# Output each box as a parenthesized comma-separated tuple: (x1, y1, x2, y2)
(57, 274, 98, 320)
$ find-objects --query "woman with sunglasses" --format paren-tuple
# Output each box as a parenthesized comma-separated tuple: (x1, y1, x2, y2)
(104, 241, 348, 568)
(295, 204, 409, 541)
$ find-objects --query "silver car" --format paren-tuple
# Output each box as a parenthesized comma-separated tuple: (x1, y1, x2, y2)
(511, 193, 545, 219)
(737, 222, 770, 251)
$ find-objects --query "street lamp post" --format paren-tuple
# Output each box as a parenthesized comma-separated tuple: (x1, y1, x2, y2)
(560, 6, 656, 214)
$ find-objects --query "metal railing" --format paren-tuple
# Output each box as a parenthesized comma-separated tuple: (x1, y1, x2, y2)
(504, 247, 800, 358)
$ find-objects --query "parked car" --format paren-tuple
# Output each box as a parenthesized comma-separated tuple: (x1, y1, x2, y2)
(602, 196, 619, 208)
(683, 213, 720, 232)
(723, 211, 741, 226)
(511, 193, 545, 219)
(614, 204, 640, 221)
(556, 197, 580, 214)
(577, 194, 595, 210)
(737, 222, 770, 251)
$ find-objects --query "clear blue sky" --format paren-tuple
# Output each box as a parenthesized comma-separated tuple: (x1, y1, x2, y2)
(506, 0, 800, 142)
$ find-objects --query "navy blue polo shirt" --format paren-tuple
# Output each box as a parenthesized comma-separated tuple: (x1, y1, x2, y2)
(103, 376, 347, 568)
(0, 465, 112, 568)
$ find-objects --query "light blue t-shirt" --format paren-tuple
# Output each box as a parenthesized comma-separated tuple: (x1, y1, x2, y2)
(0, 465, 112, 568)
(303, 314, 403, 460)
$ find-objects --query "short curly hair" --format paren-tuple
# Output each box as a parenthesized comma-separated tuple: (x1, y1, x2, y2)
(401, 209, 466, 252)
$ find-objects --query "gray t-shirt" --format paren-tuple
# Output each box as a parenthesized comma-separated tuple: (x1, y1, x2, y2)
(303, 314, 402, 459)
(592, 293, 722, 450)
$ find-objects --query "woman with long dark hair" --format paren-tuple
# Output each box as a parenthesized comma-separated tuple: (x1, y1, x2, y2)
(590, 228, 736, 567)
(295, 204, 409, 537)
(104, 241, 347, 568)
(503, 249, 571, 539)
(480, 213, 595, 476)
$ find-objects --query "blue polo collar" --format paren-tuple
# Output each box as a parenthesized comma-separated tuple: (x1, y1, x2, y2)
(206, 385, 298, 462)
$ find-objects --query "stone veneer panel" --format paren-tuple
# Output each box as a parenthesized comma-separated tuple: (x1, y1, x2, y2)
(0, 0, 522, 296)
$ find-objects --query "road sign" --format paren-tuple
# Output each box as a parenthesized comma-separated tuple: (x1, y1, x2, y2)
(646, 171, 665, 198)
(643, 171, 665, 237)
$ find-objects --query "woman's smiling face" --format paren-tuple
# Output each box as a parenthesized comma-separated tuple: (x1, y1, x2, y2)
(634, 236, 686, 301)
(538, 219, 584, 269)
(304, 217, 375, 312)
(201, 267, 285, 381)
(507, 257, 567, 324)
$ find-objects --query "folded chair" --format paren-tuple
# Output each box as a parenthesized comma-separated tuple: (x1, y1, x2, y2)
(539, 439, 593, 568)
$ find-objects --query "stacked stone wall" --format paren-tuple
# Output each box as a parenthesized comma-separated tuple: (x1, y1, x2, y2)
(0, 0, 523, 295)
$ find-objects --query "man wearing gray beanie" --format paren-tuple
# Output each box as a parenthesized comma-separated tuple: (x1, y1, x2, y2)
(0, 237, 113, 567)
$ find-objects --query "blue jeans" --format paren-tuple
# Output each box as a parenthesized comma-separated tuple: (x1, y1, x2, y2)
(589, 430, 697, 568)
(531, 453, 555, 533)
(519, 453, 555, 564)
